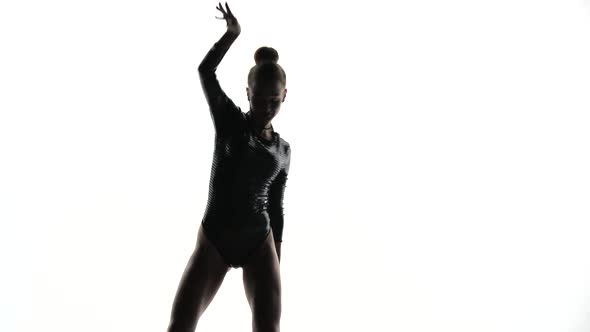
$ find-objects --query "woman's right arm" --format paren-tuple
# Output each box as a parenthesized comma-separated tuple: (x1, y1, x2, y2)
(197, 30, 243, 134)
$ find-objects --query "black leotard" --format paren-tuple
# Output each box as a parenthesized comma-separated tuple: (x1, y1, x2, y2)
(197, 31, 291, 269)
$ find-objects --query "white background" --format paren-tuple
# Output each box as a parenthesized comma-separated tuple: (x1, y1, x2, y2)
(1, 0, 590, 331)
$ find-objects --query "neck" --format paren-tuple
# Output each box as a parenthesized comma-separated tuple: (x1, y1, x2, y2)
(248, 110, 273, 136)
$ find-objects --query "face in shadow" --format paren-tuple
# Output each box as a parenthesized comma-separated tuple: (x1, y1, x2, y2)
(247, 80, 287, 123)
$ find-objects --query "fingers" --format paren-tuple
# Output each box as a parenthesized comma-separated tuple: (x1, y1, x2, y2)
(225, 2, 233, 16)
(216, 2, 234, 18)
(216, 2, 226, 16)
(215, 2, 237, 23)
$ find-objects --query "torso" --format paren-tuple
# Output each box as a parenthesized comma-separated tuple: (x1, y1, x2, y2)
(202, 110, 289, 221)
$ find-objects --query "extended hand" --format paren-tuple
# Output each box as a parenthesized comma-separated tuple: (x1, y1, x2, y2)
(215, 2, 241, 35)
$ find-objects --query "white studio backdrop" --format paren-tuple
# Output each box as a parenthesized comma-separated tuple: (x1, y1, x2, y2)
(1, 0, 590, 331)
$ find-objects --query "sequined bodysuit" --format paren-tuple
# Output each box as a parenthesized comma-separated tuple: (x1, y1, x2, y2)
(197, 32, 291, 269)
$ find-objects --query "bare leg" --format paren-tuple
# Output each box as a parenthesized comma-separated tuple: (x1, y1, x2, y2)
(242, 229, 281, 332)
(167, 225, 231, 332)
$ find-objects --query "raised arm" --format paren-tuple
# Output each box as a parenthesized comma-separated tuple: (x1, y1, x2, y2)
(198, 3, 243, 135)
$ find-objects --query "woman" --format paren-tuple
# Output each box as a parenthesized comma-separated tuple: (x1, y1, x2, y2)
(167, 2, 291, 332)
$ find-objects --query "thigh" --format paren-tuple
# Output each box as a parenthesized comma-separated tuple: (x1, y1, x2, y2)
(241, 229, 281, 320)
(168, 225, 231, 331)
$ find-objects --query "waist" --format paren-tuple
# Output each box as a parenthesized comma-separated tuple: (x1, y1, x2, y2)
(202, 210, 270, 231)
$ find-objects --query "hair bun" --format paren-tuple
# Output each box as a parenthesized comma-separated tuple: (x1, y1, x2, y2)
(254, 46, 279, 65)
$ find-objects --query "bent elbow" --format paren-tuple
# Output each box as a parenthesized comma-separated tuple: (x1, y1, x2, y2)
(198, 61, 213, 73)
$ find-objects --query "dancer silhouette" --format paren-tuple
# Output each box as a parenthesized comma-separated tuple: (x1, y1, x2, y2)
(167, 2, 290, 332)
